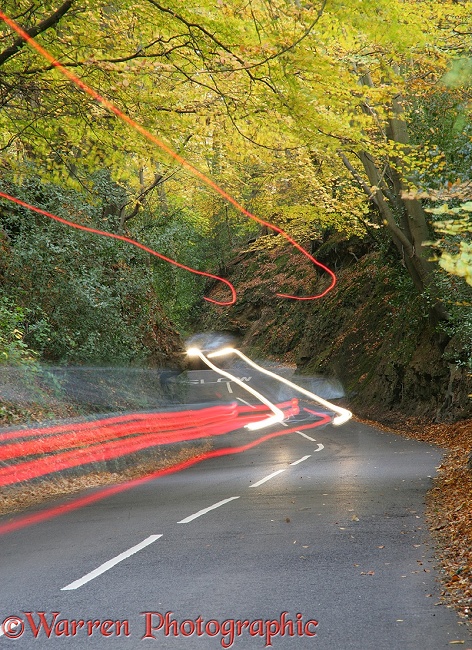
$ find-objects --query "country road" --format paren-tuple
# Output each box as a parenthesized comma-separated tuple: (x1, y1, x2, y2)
(0, 368, 471, 649)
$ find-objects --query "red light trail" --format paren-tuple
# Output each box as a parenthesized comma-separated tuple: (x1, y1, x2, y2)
(0, 190, 237, 306)
(0, 400, 300, 488)
(0, 11, 337, 303)
(0, 410, 330, 537)
(0, 404, 239, 460)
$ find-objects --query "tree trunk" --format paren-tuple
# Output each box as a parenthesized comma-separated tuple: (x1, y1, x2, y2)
(340, 87, 450, 321)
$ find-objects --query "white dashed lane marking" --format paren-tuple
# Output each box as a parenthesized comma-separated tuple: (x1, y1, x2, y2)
(61, 534, 162, 591)
(249, 469, 286, 488)
(290, 455, 311, 466)
(177, 496, 240, 524)
(296, 430, 317, 441)
(236, 397, 255, 408)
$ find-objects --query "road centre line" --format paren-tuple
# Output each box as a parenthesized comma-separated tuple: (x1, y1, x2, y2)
(61, 534, 162, 591)
(226, 382, 233, 394)
(290, 455, 311, 466)
(56, 430, 324, 591)
(236, 397, 255, 408)
(296, 431, 316, 441)
(249, 469, 286, 488)
(177, 496, 240, 524)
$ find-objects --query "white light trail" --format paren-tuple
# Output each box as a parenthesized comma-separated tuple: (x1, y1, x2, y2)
(186, 348, 284, 430)
(207, 348, 352, 426)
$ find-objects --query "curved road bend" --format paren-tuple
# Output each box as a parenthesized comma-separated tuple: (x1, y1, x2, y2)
(0, 369, 471, 649)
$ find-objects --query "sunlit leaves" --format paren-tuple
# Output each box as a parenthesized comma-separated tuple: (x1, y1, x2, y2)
(442, 58, 472, 89)
(0, 299, 38, 366)
(422, 201, 472, 287)
(439, 243, 472, 287)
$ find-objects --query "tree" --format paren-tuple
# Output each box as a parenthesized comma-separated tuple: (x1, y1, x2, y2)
(257, 0, 471, 318)
(1, 0, 471, 317)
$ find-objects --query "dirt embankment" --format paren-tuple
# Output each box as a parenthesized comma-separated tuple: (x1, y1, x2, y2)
(198, 235, 472, 422)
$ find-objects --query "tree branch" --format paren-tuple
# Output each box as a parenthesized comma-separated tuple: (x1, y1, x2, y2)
(12, 37, 193, 75)
(0, 1, 75, 67)
(144, 0, 324, 92)
(120, 173, 164, 228)
(338, 151, 378, 202)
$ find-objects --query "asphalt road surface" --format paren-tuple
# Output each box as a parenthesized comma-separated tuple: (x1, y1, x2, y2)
(0, 368, 471, 649)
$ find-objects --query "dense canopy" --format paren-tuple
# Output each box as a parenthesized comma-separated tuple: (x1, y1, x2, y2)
(0, 0, 471, 365)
